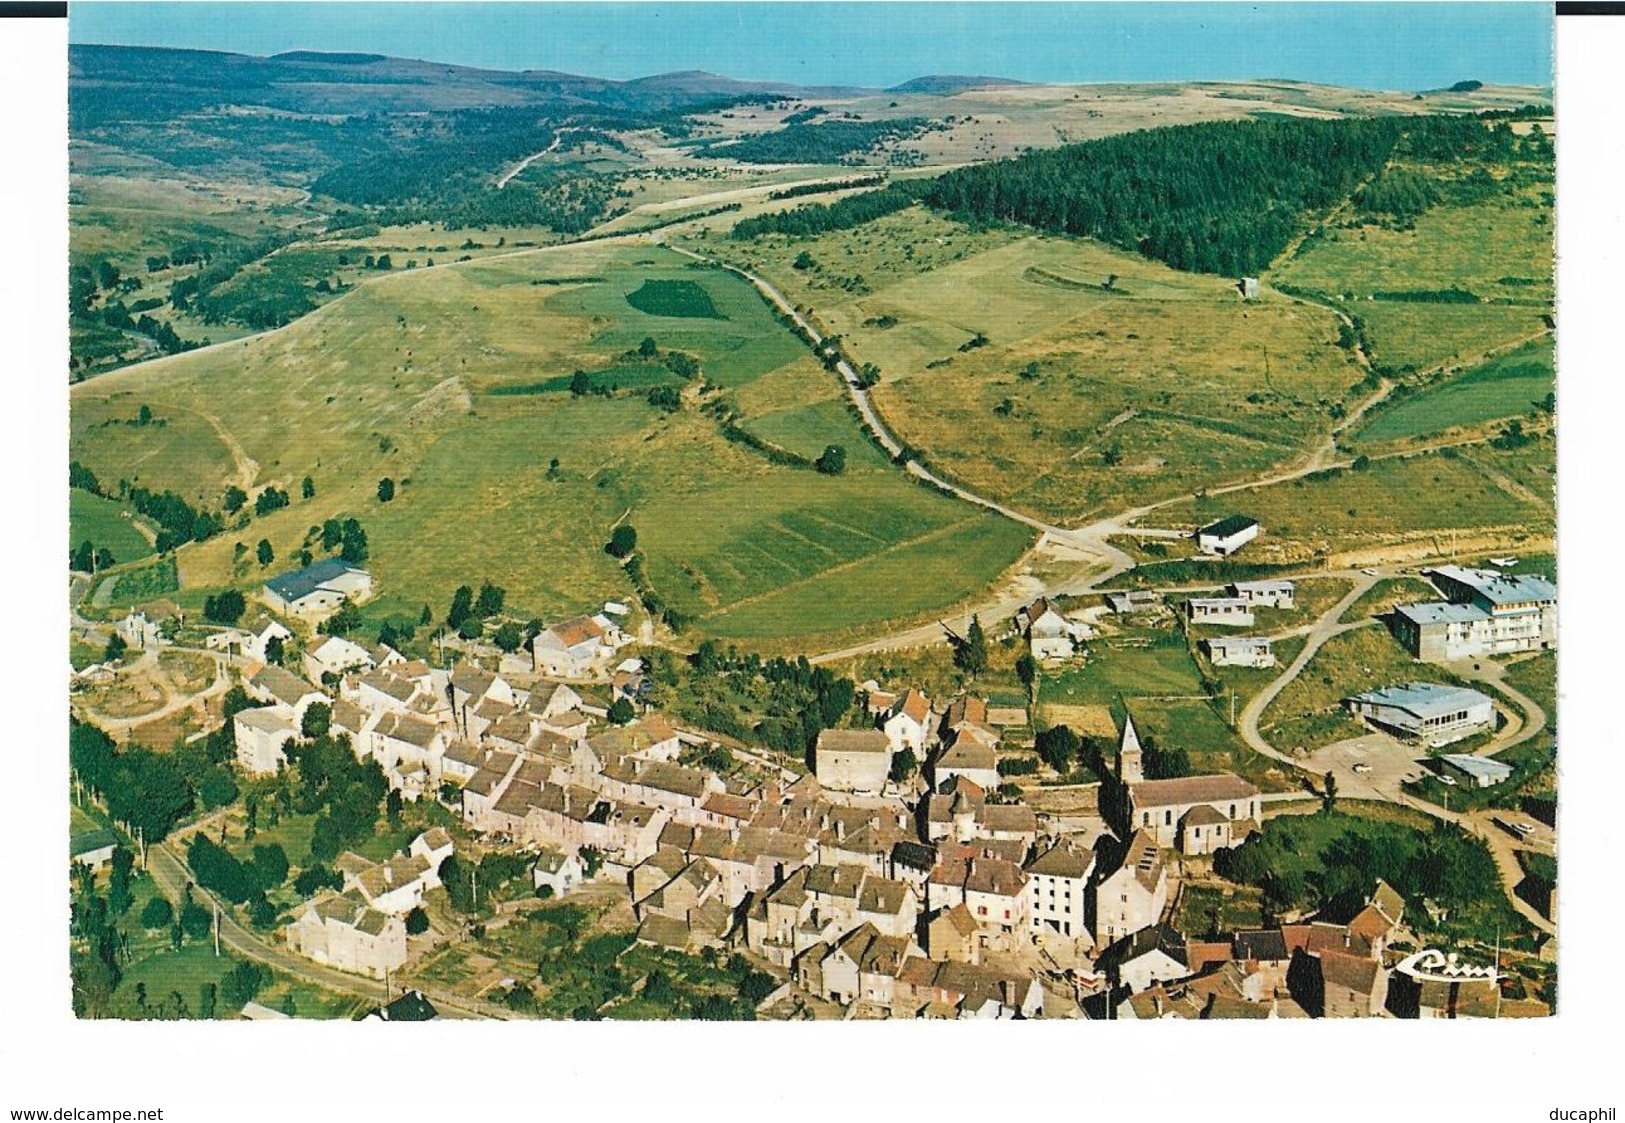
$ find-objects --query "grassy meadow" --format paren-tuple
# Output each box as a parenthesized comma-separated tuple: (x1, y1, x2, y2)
(709, 214, 1364, 525)
(70, 489, 156, 563)
(69, 239, 1032, 645)
(1158, 444, 1550, 558)
(1353, 339, 1554, 445)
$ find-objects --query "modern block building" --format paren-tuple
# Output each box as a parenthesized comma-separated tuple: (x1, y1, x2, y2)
(1388, 566, 1556, 661)
(1344, 682, 1497, 747)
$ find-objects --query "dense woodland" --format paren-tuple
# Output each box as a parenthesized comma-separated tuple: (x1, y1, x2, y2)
(918, 113, 1543, 275)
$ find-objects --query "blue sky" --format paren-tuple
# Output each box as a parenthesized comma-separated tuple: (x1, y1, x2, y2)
(68, 3, 1553, 91)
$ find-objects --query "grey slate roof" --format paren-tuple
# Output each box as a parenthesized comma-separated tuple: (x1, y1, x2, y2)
(264, 558, 366, 603)
(1347, 682, 1493, 720)
(1394, 602, 1490, 625)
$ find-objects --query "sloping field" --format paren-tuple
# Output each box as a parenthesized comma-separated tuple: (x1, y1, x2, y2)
(710, 219, 1362, 524)
(69, 240, 1031, 641)
(69, 488, 155, 563)
(1353, 339, 1554, 445)
(1156, 444, 1550, 556)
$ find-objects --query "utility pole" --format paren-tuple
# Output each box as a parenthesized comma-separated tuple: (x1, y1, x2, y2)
(1230, 689, 1237, 729)
(213, 901, 221, 957)
(137, 826, 145, 870)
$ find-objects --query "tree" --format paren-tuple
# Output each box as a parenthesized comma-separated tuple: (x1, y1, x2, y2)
(492, 621, 523, 653)
(301, 476, 315, 500)
(815, 444, 847, 475)
(200, 982, 217, 1019)
(955, 615, 989, 677)
(793, 251, 816, 270)
(103, 633, 127, 664)
(386, 788, 403, 827)
(447, 585, 475, 629)
(256, 538, 274, 566)
(377, 477, 395, 503)
(109, 846, 135, 914)
(607, 698, 636, 725)
(1015, 653, 1038, 692)
(405, 906, 430, 936)
(180, 899, 212, 941)
(140, 895, 174, 931)
(71, 540, 95, 572)
(569, 370, 591, 396)
(639, 336, 659, 357)
(606, 524, 638, 559)
(890, 746, 918, 782)
(1322, 770, 1339, 815)
(203, 590, 247, 625)
(253, 843, 289, 891)
(222, 485, 247, 514)
(339, 518, 368, 564)
(263, 634, 284, 666)
(137, 403, 153, 425)
(1035, 724, 1080, 773)
(474, 581, 506, 618)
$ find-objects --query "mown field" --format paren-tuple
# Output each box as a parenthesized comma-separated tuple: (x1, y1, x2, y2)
(69, 240, 1032, 645)
(70, 488, 155, 563)
(1353, 339, 1554, 445)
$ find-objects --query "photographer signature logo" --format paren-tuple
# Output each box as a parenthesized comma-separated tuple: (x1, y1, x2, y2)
(1394, 948, 1502, 984)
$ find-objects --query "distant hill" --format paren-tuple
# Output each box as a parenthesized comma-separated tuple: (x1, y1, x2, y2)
(887, 75, 1026, 95)
(269, 51, 388, 65)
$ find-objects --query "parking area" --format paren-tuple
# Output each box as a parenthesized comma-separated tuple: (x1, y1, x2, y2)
(1303, 732, 1426, 801)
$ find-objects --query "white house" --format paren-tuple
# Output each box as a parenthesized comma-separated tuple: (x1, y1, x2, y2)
(303, 635, 376, 683)
(1195, 516, 1259, 557)
(240, 620, 293, 663)
(1103, 925, 1190, 993)
(1187, 597, 1255, 627)
(1204, 636, 1275, 668)
(246, 665, 327, 721)
(1345, 683, 1497, 747)
(881, 688, 933, 753)
(1228, 580, 1295, 609)
(286, 891, 407, 979)
(815, 728, 893, 795)
(532, 615, 616, 678)
(1016, 598, 1090, 661)
(1089, 829, 1169, 949)
(262, 559, 373, 620)
(409, 828, 454, 877)
(533, 847, 587, 896)
(233, 705, 300, 776)
(1024, 840, 1095, 940)
(114, 611, 165, 650)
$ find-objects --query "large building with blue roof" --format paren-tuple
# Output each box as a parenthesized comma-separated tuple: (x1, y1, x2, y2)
(1344, 682, 1497, 746)
(263, 558, 373, 619)
(1387, 565, 1555, 661)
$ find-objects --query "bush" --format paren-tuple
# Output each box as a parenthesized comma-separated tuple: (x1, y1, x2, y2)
(405, 906, 430, 935)
(606, 524, 638, 559)
(139, 896, 174, 931)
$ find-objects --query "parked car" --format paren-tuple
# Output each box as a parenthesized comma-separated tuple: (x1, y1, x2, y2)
(1352, 762, 1372, 774)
